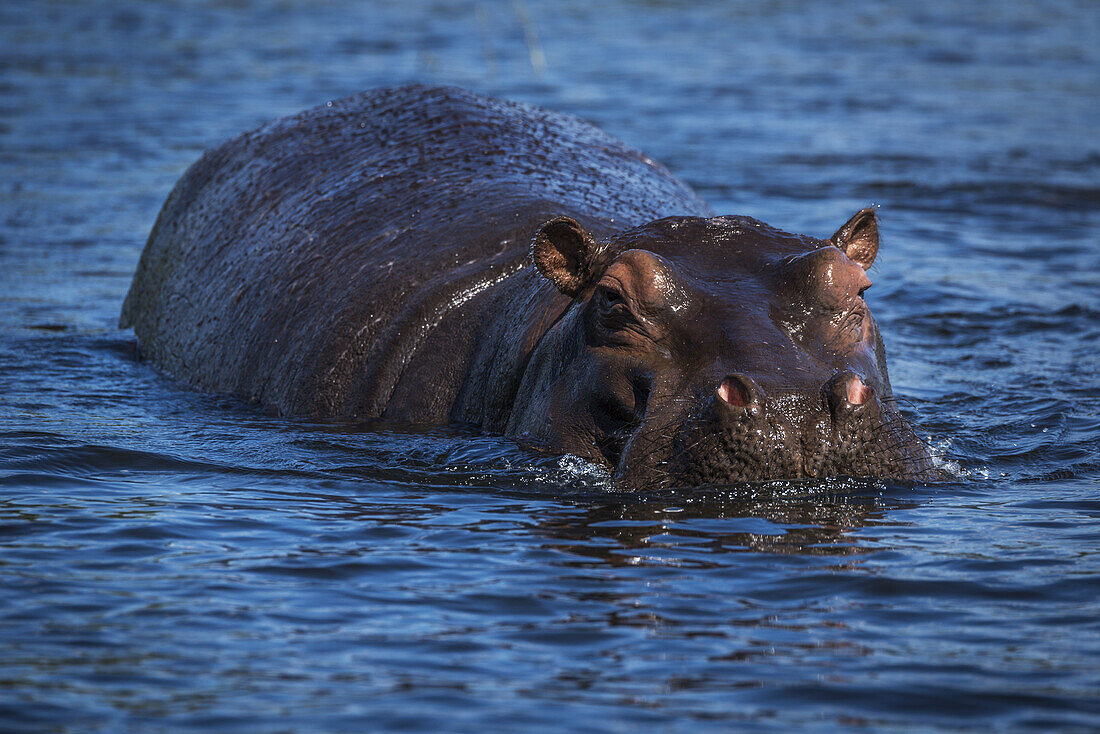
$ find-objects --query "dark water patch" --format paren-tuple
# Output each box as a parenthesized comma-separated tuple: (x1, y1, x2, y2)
(2, 0, 1099, 731)
(0, 443, 281, 480)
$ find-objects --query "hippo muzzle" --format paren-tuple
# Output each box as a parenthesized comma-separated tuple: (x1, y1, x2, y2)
(628, 371, 937, 488)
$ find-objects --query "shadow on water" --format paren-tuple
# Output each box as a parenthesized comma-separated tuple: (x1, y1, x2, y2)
(523, 481, 935, 564)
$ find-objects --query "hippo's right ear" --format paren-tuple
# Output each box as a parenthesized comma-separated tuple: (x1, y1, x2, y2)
(531, 216, 604, 298)
(830, 208, 879, 270)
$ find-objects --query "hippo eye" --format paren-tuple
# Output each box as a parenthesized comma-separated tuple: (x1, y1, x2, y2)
(593, 279, 651, 341)
(598, 284, 624, 307)
(596, 285, 633, 324)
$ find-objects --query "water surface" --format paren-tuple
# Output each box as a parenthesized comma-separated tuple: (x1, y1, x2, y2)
(2, 1, 1098, 731)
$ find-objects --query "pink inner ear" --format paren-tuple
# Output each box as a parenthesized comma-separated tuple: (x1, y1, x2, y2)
(718, 377, 750, 407)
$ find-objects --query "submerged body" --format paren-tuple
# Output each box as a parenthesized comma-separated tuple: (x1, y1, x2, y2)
(122, 85, 937, 487)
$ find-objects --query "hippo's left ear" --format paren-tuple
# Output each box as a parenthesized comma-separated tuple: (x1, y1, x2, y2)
(531, 216, 605, 297)
(830, 208, 879, 270)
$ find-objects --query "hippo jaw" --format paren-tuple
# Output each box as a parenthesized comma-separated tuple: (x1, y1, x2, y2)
(512, 210, 939, 490)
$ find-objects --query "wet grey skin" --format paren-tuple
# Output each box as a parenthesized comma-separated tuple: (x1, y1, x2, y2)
(121, 85, 939, 489)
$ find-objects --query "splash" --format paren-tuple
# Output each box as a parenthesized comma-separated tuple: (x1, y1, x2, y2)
(928, 436, 989, 480)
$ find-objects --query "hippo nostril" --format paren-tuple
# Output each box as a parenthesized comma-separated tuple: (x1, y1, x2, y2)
(847, 377, 870, 405)
(716, 374, 763, 411)
(717, 377, 749, 407)
(826, 370, 873, 418)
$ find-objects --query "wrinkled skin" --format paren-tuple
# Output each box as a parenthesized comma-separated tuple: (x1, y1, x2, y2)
(122, 85, 939, 489)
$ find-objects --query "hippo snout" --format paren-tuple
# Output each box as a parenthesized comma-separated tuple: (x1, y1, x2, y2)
(641, 370, 934, 488)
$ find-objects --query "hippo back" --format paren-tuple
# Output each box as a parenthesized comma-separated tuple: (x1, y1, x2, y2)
(121, 85, 711, 417)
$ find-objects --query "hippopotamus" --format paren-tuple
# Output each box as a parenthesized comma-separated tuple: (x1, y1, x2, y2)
(121, 85, 938, 488)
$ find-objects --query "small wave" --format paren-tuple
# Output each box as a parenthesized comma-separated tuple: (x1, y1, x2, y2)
(929, 437, 990, 480)
(533, 454, 613, 490)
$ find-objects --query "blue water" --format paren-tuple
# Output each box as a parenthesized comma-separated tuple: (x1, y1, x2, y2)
(2, 1, 1099, 731)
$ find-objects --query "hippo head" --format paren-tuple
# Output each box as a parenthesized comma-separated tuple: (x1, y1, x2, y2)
(508, 210, 939, 489)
